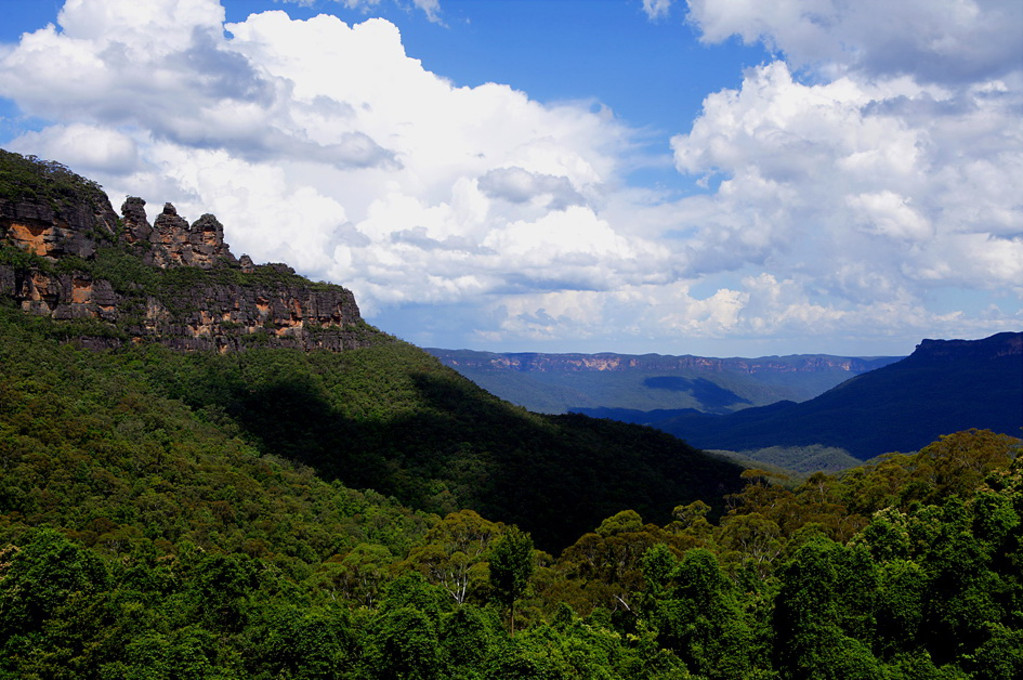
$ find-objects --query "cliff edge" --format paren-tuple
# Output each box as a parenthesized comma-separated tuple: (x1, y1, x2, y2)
(0, 149, 378, 352)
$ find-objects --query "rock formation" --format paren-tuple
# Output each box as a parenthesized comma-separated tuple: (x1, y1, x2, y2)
(122, 198, 237, 269)
(0, 151, 376, 353)
(0, 183, 117, 260)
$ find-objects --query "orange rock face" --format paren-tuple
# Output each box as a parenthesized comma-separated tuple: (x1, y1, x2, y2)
(7, 222, 53, 256)
(2, 190, 372, 353)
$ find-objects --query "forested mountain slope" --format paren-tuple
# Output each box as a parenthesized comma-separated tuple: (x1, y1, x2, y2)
(2, 329, 1019, 678)
(0, 149, 743, 551)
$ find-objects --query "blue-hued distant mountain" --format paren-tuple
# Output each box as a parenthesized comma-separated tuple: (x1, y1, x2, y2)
(423, 349, 904, 413)
(576, 332, 1022, 460)
(425, 349, 901, 415)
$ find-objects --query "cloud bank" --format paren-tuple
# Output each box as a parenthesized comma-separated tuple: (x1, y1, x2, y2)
(0, 0, 1019, 354)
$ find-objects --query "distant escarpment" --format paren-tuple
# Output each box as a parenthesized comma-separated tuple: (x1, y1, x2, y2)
(433, 350, 892, 375)
(428, 347, 901, 415)
(0, 150, 376, 352)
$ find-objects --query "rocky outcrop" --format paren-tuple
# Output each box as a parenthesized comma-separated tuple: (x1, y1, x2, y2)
(122, 198, 236, 269)
(130, 278, 368, 353)
(1, 154, 376, 353)
(910, 332, 1023, 361)
(0, 268, 118, 321)
(0, 191, 118, 260)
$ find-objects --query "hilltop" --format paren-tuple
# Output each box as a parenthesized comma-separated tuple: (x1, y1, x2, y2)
(1, 150, 373, 353)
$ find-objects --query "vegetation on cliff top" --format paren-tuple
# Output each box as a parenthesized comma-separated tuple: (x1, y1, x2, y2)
(0, 148, 107, 210)
(0, 300, 742, 553)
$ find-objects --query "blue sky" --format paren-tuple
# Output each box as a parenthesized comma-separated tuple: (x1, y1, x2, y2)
(1, 0, 1021, 357)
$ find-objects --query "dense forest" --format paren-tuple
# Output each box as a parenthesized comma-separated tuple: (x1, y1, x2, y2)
(1, 301, 1021, 678)
(1, 151, 1022, 678)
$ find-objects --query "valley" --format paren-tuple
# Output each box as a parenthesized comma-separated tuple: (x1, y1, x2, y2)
(427, 348, 901, 415)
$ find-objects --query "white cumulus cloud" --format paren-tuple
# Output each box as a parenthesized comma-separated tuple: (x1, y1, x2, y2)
(0, 0, 1019, 354)
(685, 0, 1023, 83)
(649, 0, 1023, 350)
(276, 0, 442, 23)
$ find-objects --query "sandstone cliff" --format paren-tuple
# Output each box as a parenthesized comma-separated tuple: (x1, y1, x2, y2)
(0, 150, 377, 352)
(429, 349, 899, 376)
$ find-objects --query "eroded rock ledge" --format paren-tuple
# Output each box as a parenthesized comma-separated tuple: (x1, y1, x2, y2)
(1, 184, 376, 353)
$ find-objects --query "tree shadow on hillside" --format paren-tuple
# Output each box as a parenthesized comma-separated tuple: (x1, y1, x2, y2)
(217, 366, 743, 553)
(643, 376, 752, 412)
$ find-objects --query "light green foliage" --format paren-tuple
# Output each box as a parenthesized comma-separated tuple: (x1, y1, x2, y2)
(555, 514, 670, 617)
(403, 510, 504, 604)
(0, 149, 106, 208)
(310, 542, 394, 607)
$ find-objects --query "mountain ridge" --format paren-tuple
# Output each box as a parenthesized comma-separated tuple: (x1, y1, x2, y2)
(427, 347, 901, 415)
(574, 331, 1023, 460)
(429, 348, 897, 374)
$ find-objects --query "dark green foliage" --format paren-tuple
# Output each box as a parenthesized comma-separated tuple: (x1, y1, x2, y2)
(0, 149, 106, 210)
(772, 538, 882, 679)
(441, 604, 498, 672)
(0, 302, 432, 563)
(644, 547, 755, 679)
(489, 527, 535, 635)
(0, 296, 743, 554)
(88, 246, 160, 295)
(1, 291, 750, 678)
(0, 527, 107, 638)
(371, 606, 441, 680)
(965, 623, 1023, 680)
(125, 336, 743, 552)
(0, 325, 1020, 679)
(185, 552, 260, 632)
(250, 607, 356, 680)
(874, 558, 928, 654)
